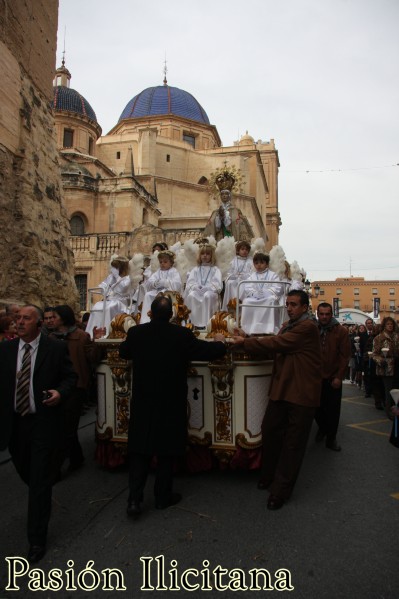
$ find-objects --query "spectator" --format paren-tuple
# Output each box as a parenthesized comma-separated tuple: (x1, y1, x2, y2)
(314, 302, 351, 451)
(372, 317, 399, 419)
(0, 315, 17, 341)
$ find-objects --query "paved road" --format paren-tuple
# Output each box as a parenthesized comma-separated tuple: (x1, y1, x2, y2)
(0, 383, 398, 598)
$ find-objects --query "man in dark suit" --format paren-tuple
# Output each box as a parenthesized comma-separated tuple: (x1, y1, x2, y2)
(119, 295, 226, 519)
(0, 304, 77, 563)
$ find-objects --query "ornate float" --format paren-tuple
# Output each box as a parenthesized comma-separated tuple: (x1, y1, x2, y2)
(94, 308, 273, 471)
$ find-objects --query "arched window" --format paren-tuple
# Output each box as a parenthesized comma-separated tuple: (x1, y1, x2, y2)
(70, 214, 85, 235)
(198, 176, 208, 185)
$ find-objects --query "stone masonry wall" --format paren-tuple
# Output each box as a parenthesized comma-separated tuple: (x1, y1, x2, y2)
(0, 0, 79, 309)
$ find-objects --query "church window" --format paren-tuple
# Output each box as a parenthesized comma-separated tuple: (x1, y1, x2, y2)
(88, 137, 94, 155)
(70, 214, 85, 235)
(75, 274, 87, 311)
(116, 151, 121, 159)
(166, 154, 170, 162)
(63, 128, 74, 148)
(183, 133, 196, 148)
(198, 176, 208, 185)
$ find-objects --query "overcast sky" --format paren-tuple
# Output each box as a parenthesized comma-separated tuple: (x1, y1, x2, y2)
(57, 0, 399, 282)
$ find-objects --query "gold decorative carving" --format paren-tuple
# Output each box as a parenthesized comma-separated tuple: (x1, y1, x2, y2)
(105, 348, 132, 436)
(95, 426, 113, 441)
(188, 431, 212, 447)
(205, 310, 236, 339)
(209, 354, 234, 444)
(236, 432, 262, 450)
(108, 312, 139, 339)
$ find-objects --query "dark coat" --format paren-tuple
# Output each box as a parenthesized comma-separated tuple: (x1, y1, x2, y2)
(0, 334, 77, 450)
(119, 321, 226, 456)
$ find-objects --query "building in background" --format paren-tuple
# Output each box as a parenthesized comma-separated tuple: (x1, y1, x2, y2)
(52, 63, 281, 309)
(311, 278, 399, 322)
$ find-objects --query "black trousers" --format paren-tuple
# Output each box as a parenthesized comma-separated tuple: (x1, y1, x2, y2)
(260, 400, 315, 501)
(315, 379, 342, 442)
(128, 453, 175, 505)
(9, 413, 57, 546)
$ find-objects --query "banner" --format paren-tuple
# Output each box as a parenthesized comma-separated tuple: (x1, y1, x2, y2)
(373, 297, 380, 318)
(333, 297, 339, 318)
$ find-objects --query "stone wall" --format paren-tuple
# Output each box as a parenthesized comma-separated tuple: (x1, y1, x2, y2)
(0, 0, 79, 309)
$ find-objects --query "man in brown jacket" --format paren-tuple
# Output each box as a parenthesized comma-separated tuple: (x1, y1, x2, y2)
(315, 302, 351, 451)
(232, 290, 322, 510)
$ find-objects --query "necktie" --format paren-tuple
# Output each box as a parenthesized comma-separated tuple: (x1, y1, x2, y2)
(16, 343, 32, 416)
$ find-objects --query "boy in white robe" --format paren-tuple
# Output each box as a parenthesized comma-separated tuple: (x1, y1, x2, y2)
(140, 250, 182, 324)
(222, 240, 253, 311)
(184, 243, 222, 328)
(240, 252, 283, 335)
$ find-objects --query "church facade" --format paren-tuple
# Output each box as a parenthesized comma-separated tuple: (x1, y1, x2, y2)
(53, 64, 281, 309)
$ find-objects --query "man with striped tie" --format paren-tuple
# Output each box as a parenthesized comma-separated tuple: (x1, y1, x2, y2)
(0, 305, 77, 563)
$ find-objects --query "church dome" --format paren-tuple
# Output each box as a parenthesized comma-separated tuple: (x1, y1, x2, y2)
(118, 85, 210, 125)
(52, 86, 98, 123)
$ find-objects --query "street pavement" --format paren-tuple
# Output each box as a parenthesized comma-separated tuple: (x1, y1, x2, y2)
(0, 383, 398, 598)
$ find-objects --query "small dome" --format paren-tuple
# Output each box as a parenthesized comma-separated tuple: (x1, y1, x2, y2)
(52, 86, 98, 123)
(238, 131, 255, 146)
(119, 85, 210, 125)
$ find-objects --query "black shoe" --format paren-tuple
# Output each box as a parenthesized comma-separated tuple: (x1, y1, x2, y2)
(27, 545, 46, 563)
(267, 494, 284, 510)
(155, 492, 182, 509)
(126, 501, 142, 519)
(326, 440, 341, 452)
(315, 430, 325, 443)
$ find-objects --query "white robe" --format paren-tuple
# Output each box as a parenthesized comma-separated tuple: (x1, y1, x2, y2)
(184, 265, 223, 327)
(140, 267, 182, 324)
(240, 269, 283, 335)
(86, 274, 132, 338)
(222, 256, 253, 311)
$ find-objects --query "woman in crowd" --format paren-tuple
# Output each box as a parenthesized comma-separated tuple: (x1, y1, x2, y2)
(372, 317, 399, 418)
(0, 316, 17, 341)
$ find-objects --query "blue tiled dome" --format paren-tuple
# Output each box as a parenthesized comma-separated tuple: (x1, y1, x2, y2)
(53, 86, 98, 123)
(119, 85, 210, 125)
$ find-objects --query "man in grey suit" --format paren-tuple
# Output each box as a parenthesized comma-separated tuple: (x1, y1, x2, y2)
(0, 305, 77, 563)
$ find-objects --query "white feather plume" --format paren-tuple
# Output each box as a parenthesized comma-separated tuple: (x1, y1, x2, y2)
(215, 237, 236, 280)
(128, 253, 144, 289)
(269, 245, 287, 277)
(290, 260, 303, 282)
(250, 237, 265, 256)
(149, 250, 160, 273)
